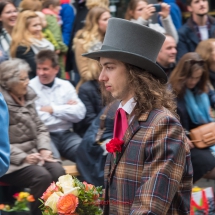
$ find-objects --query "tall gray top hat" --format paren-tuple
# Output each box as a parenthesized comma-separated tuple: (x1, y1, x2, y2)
(83, 18, 167, 83)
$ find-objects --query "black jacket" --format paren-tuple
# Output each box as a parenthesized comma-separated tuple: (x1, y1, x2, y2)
(16, 46, 36, 79)
(177, 16, 215, 61)
(74, 80, 102, 137)
(65, 0, 88, 73)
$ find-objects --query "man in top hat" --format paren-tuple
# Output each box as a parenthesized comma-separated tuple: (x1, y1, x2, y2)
(83, 18, 193, 214)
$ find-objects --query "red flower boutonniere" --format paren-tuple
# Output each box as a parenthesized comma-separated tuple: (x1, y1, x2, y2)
(106, 138, 124, 164)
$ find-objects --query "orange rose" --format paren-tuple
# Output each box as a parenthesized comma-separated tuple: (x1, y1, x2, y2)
(0, 204, 5, 210)
(83, 182, 94, 191)
(41, 182, 59, 201)
(27, 195, 35, 202)
(57, 194, 78, 214)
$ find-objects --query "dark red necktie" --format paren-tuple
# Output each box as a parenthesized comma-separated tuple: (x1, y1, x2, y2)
(113, 108, 128, 140)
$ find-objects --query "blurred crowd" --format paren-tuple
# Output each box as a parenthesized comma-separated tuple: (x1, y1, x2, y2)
(0, 0, 215, 214)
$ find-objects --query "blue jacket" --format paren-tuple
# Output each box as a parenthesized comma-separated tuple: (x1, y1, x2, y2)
(0, 93, 10, 177)
(60, 4, 75, 46)
(177, 16, 215, 61)
(163, 0, 182, 30)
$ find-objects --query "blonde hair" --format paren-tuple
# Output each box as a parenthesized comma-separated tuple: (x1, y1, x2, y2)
(196, 38, 215, 70)
(10, 10, 42, 57)
(73, 6, 109, 52)
(86, 0, 109, 10)
(19, 0, 42, 12)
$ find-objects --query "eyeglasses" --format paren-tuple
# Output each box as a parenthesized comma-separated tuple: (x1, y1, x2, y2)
(185, 59, 205, 66)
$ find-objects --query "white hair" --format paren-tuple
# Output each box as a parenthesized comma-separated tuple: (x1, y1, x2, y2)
(0, 58, 30, 90)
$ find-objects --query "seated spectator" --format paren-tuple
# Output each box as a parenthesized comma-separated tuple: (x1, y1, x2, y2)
(29, 50, 86, 161)
(156, 34, 177, 78)
(75, 79, 102, 137)
(73, 6, 111, 91)
(177, 0, 215, 61)
(35, 11, 59, 51)
(196, 39, 215, 90)
(76, 101, 119, 187)
(125, 0, 178, 43)
(162, 0, 182, 30)
(19, 0, 42, 12)
(0, 93, 10, 177)
(0, 0, 18, 56)
(60, 0, 75, 46)
(0, 58, 65, 215)
(169, 52, 215, 183)
(10, 10, 54, 79)
(0, 44, 8, 63)
(42, 0, 68, 79)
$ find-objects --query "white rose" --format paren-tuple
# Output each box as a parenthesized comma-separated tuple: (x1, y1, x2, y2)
(45, 192, 63, 213)
(64, 187, 80, 196)
(56, 175, 75, 191)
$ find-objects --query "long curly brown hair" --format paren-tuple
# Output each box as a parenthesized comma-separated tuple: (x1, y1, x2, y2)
(100, 63, 177, 117)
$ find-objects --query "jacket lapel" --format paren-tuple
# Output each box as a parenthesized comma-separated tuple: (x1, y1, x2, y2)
(186, 18, 200, 45)
(108, 112, 150, 182)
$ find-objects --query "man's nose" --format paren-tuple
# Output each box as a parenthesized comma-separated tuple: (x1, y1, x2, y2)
(98, 69, 106, 82)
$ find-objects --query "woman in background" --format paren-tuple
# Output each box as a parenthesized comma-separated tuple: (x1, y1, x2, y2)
(125, 0, 178, 42)
(0, 59, 65, 215)
(0, 0, 18, 55)
(73, 6, 111, 90)
(196, 39, 215, 90)
(42, 0, 68, 79)
(169, 52, 215, 183)
(10, 10, 54, 79)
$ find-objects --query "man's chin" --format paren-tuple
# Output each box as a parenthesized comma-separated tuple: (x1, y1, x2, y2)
(196, 12, 208, 17)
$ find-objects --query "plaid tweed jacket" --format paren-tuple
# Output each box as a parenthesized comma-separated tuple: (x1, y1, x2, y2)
(103, 107, 193, 215)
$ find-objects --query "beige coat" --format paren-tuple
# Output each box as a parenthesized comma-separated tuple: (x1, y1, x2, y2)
(74, 39, 101, 91)
(0, 86, 51, 174)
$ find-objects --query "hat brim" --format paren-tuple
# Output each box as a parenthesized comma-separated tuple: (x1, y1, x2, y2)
(83, 50, 167, 83)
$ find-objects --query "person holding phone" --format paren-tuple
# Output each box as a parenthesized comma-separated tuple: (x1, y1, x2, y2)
(125, 0, 178, 43)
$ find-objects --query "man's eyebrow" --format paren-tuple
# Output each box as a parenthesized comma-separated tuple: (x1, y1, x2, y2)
(100, 62, 116, 67)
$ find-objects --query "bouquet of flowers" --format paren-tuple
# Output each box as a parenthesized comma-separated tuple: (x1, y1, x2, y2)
(0, 191, 35, 214)
(39, 174, 103, 215)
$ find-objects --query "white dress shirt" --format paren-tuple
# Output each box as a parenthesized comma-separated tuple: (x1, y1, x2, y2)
(118, 97, 136, 124)
(29, 77, 86, 132)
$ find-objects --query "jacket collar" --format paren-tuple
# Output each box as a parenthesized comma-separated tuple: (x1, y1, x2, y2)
(186, 15, 215, 44)
(0, 86, 37, 107)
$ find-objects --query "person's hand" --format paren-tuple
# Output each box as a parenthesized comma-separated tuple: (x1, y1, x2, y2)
(141, 4, 155, 20)
(67, 100, 77, 105)
(40, 106, 53, 114)
(186, 137, 195, 149)
(55, 50, 60, 54)
(159, 3, 170, 19)
(40, 150, 58, 162)
(24, 153, 43, 165)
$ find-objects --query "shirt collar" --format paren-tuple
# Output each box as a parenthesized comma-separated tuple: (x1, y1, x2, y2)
(36, 76, 60, 90)
(118, 97, 136, 115)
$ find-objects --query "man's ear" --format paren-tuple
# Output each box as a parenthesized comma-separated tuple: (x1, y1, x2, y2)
(129, 10, 134, 18)
(187, 5, 193, 13)
(55, 66, 60, 75)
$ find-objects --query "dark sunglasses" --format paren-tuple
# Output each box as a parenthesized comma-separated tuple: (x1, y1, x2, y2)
(185, 59, 205, 66)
